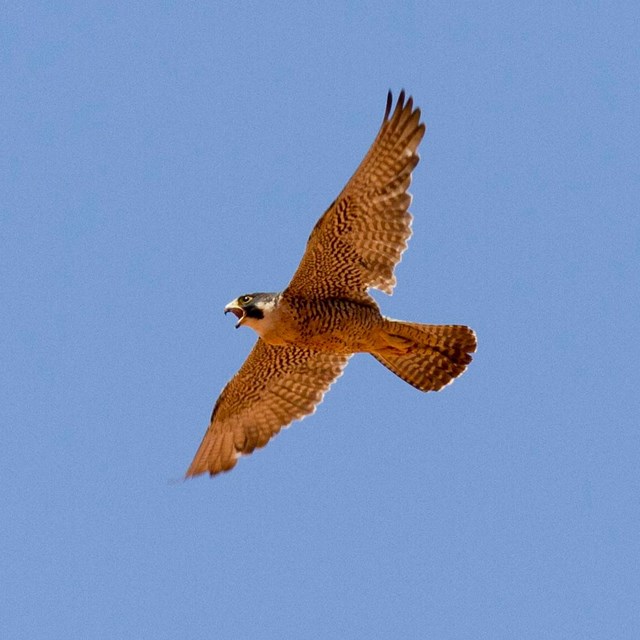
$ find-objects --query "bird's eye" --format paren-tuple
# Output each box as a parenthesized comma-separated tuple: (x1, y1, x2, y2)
(239, 295, 253, 305)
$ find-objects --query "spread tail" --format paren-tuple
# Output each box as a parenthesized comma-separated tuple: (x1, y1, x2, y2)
(372, 320, 477, 391)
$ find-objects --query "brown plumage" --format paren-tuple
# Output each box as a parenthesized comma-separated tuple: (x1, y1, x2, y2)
(187, 91, 477, 478)
(286, 91, 421, 300)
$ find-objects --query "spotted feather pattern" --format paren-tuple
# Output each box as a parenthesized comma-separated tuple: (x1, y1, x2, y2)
(186, 340, 350, 476)
(285, 91, 425, 300)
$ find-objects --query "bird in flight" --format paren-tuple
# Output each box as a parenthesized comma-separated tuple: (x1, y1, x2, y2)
(187, 91, 477, 477)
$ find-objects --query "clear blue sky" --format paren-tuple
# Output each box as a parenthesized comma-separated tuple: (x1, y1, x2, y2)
(3, 2, 639, 638)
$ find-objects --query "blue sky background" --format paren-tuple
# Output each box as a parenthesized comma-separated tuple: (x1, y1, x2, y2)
(2, 2, 639, 638)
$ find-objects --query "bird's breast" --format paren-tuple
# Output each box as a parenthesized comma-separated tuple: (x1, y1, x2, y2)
(259, 297, 382, 353)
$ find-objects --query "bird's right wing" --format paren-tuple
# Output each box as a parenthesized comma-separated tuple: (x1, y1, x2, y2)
(284, 91, 425, 301)
(186, 340, 350, 477)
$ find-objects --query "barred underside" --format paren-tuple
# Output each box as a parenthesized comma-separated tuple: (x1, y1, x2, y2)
(285, 91, 425, 300)
(187, 341, 350, 476)
(187, 92, 477, 479)
(373, 322, 477, 392)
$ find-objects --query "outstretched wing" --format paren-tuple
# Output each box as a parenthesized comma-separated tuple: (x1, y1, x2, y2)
(284, 91, 425, 300)
(186, 340, 350, 477)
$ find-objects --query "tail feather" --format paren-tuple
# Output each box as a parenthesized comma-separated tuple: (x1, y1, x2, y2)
(372, 320, 477, 392)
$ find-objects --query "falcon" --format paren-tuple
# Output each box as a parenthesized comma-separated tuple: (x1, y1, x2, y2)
(187, 91, 477, 477)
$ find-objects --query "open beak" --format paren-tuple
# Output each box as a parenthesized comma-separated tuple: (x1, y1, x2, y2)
(224, 300, 245, 329)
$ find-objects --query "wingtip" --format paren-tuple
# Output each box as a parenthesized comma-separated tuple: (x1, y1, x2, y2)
(385, 89, 419, 124)
(184, 462, 232, 479)
(184, 464, 201, 479)
(384, 90, 393, 121)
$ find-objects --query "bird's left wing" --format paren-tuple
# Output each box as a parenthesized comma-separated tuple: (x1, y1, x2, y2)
(187, 340, 350, 477)
(284, 91, 425, 301)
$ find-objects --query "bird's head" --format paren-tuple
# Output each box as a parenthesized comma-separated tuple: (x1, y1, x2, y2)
(224, 292, 279, 331)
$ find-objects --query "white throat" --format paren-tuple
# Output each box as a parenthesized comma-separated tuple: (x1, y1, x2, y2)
(243, 298, 278, 337)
